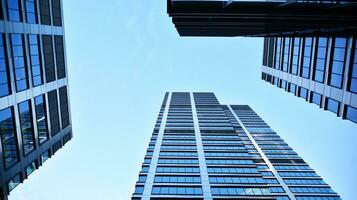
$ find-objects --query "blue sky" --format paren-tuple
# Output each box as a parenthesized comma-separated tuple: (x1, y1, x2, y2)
(9, 0, 357, 199)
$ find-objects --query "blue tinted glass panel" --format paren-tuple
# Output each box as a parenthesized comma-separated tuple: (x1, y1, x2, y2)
(8, 174, 21, 192)
(275, 38, 282, 70)
(11, 34, 28, 92)
(326, 98, 340, 114)
(311, 92, 322, 106)
(345, 106, 357, 123)
(329, 37, 346, 88)
(301, 37, 312, 79)
(35, 95, 48, 144)
(28, 35, 43, 86)
(25, 0, 37, 23)
(299, 87, 308, 100)
(18, 100, 35, 155)
(282, 38, 290, 72)
(314, 37, 328, 83)
(280, 80, 287, 90)
(7, 0, 22, 22)
(0, 108, 19, 169)
(291, 38, 300, 75)
(0, 34, 10, 97)
(349, 40, 357, 93)
(289, 83, 296, 94)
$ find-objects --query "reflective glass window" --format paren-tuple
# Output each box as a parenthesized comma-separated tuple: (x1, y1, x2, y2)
(301, 37, 313, 78)
(40, 150, 50, 164)
(282, 38, 290, 72)
(329, 37, 346, 88)
(0, 108, 19, 168)
(28, 34, 43, 86)
(11, 34, 28, 92)
(349, 39, 357, 93)
(311, 92, 322, 107)
(8, 174, 21, 192)
(291, 38, 301, 75)
(275, 38, 282, 70)
(25, 0, 37, 23)
(0, 34, 11, 97)
(7, 0, 22, 22)
(345, 106, 357, 123)
(326, 98, 340, 114)
(298, 87, 308, 100)
(26, 161, 36, 177)
(18, 100, 35, 155)
(314, 37, 328, 83)
(35, 95, 48, 143)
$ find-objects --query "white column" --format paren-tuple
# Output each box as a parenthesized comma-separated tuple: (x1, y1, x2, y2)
(190, 92, 213, 200)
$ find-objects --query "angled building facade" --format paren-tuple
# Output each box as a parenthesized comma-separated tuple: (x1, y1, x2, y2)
(167, 0, 357, 37)
(0, 0, 72, 199)
(262, 36, 357, 123)
(132, 92, 341, 200)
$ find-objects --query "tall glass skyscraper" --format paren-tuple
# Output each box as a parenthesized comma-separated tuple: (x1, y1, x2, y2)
(167, 0, 357, 37)
(262, 36, 357, 124)
(132, 92, 340, 199)
(0, 0, 72, 199)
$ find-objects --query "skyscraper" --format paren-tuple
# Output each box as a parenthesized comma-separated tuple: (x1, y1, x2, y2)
(262, 36, 357, 124)
(167, 0, 357, 37)
(132, 92, 341, 199)
(0, 0, 72, 199)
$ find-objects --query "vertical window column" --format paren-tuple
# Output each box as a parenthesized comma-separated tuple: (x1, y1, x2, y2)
(291, 38, 301, 75)
(48, 89, 59, 136)
(282, 38, 290, 72)
(329, 37, 347, 88)
(18, 100, 35, 155)
(25, 0, 38, 23)
(0, 108, 20, 169)
(10, 34, 28, 92)
(42, 35, 55, 83)
(39, 0, 51, 25)
(348, 39, 357, 93)
(54, 36, 66, 79)
(314, 37, 328, 83)
(59, 86, 69, 128)
(275, 38, 282, 70)
(34, 95, 48, 144)
(28, 34, 43, 87)
(51, 0, 62, 26)
(7, 0, 22, 22)
(0, 34, 11, 97)
(190, 93, 212, 200)
(301, 37, 313, 79)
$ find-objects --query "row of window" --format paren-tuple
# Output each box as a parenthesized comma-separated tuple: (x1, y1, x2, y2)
(271, 37, 357, 92)
(209, 176, 265, 184)
(0, 86, 69, 169)
(158, 158, 198, 164)
(211, 187, 270, 196)
(4, 0, 62, 26)
(207, 167, 258, 174)
(274, 165, 311, 170)
(0, 33, 66, 97)
(290, 187, 335, 194)
(284, 179, 326, 185)
(205, 159, 254, 165)
(154, 175, 201, 183)
(262, 74, 357, 123)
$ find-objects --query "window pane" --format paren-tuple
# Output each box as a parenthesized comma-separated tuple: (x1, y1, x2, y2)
(0, 108, 19, 168)
(18, 100, 36, 155)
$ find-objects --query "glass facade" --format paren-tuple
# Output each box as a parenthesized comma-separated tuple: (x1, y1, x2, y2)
(262, 36, 357, 124)
(132, 92, 341, 199)
(0, 0, 72, 198)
